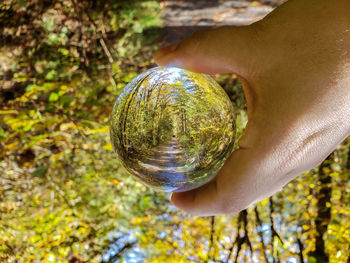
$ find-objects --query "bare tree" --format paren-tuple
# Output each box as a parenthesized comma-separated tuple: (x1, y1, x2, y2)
(308, 154, 333, 262)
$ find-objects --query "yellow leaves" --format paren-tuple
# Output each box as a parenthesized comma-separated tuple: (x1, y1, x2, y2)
(58, 247, 69, 257)
(103, 143, 113, 151)
(16, 89, 36, 103)
(30, 235, 42, 244)
(198, 250, 207, 260)
(154, 239, 176, 253)
(79, 221, 89, 229)
(33, 193, 42, 205)
(250, 1, 262, 6)
(50, 152, 64, 162)
(328, 224, 340, 235)
(305, 213, 311, 221)
(172, 215, 180, 224)
(131, 216, 152, 225)
(13, 72, 28, 82)
(333, 195, 341, 201)
(260, 198, 269, 206)
(59, 85, 69, 92)
(60, 122, 77, 131)
(151, 254, 187, 263)
(85, 126, 109, 135)
(322, 167, 331, 174)
(0, 109, 18, 115)
(139, 230, 157, 245)
(77, 224, 90, 237)
(5, 114, 38, 132)
(201, 126, 217, 132)
(344, 229, 350, 242)
(130, 217, 141, 225)
(302, 225, 310, 231)
(4, 140, 19, 152)
(109, 179, 120, 185)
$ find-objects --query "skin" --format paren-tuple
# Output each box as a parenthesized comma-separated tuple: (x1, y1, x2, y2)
(154, 0, 350, 216)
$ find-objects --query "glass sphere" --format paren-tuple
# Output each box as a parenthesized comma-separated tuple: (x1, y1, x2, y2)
(109, 67, 235, 192)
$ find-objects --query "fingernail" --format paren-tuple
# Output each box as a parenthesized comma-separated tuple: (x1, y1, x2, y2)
(154, 43, 178, 62)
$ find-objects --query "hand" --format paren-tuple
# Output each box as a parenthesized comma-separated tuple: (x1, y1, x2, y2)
(154, 0, 350, 216)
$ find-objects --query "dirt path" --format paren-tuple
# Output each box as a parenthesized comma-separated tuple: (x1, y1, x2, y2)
(140, 138, 187, 175)
(131, 138, 190, 190)
(161, 0, 286, 45)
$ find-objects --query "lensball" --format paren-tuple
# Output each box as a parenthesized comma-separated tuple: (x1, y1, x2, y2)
(109, 67, 235, 192)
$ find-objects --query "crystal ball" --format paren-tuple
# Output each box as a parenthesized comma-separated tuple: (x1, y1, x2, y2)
(109, 67, 235, 192)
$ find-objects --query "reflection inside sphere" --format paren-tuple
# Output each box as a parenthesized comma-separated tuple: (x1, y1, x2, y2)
(109, 67, 235, 192)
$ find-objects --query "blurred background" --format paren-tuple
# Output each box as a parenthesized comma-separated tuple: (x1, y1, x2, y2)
(0, 0, 349, 262)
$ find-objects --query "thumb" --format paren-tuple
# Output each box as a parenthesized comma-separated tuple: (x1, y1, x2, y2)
(154, 26, 258, 75)
(171, 146, 265, 216)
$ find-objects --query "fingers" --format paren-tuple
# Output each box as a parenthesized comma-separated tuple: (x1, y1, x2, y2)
(171, 179, 221, 217)
(171, 148, 261, 216)
(154, 26, 259, 76)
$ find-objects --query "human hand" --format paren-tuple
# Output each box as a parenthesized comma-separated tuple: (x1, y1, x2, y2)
(154, 0, 350, 216)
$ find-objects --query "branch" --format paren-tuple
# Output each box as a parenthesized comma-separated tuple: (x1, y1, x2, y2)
(234, 235, 245, 263)
(225, 210, 252, 263)
(207, 216, 215, 263)
(296, 237, 305, 263)
(107, 242, 136, 262)
(269, 197, 283, 263)
(254, 206, 269, 263)
(242, 209, 253, 257)
(99, 38, 114, 63)
(225, 216, 241, 263)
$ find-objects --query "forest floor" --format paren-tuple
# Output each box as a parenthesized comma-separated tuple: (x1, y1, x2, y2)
(161, 0, 286, 45)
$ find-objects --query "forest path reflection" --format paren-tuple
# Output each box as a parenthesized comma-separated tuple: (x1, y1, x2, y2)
(132, 137, 191, 189)
(140, 137, 186, 173)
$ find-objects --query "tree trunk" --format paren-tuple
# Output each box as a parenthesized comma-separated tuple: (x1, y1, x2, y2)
(309, 154, 333, 263)
(347, 144, 350, 170)
(254, 206, 269, 263)
(207, 216, 215, 263)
